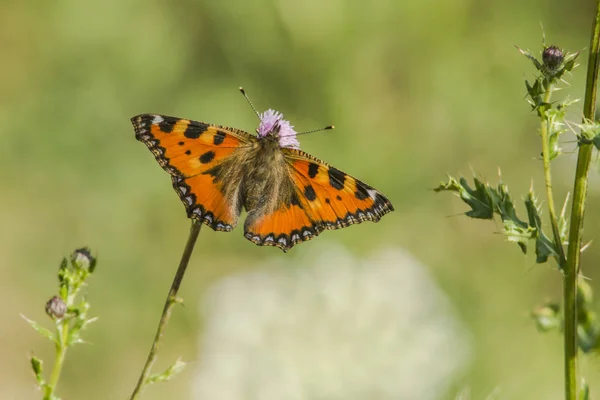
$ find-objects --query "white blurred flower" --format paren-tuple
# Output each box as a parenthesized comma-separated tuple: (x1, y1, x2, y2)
(192, 246, 471, 400)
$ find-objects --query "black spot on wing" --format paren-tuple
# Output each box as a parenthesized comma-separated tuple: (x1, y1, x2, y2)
(290, 192, 303, 207)
(159, 119, 175, 133)
(203, 163, 223, 183)
(325, 198, 331, 204)
(185, 150, 192, 156)
(355, 182, 370, 200)
(184, 122, 209, 139)
(328, 167, 346, 190)
(304, 185, 317, 201)
(214, 130, 226, 145)
(178, 141, 185, 146)
(199, 151, 215, 164)
(308, 162, 319, 178)
(336, 195, 342, 201)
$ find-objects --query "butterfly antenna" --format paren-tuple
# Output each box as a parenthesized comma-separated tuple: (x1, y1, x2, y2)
(239, 87, 261, 119)
(281, 125, 335, 137)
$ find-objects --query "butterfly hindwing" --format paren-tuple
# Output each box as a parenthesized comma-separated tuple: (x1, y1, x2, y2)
(132, 114, 255, 231)
(243, 192, 322, 251)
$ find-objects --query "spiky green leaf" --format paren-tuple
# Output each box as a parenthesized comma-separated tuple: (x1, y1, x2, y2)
(29, 355, 45, 386)
(436, 175, 559, 263)
(146, 358, 187, 385)
(22, 315, 56, 342)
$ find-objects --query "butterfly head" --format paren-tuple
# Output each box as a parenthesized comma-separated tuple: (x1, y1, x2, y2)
(257, 109, 300, 149)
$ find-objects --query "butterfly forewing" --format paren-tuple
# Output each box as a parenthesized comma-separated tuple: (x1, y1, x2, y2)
(131, 114, 255, 231)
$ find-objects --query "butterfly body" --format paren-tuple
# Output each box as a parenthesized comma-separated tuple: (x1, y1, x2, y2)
(132, 108, 393, 251)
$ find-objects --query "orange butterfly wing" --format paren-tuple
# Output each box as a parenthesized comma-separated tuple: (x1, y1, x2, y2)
(131, 114, 255, 231)
(286, 149, 393, 227)
(243, 192, 321, 250)
(243, 148, 394, 251)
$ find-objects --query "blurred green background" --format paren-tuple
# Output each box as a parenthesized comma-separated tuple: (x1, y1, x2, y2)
(2, 0, 600, 398)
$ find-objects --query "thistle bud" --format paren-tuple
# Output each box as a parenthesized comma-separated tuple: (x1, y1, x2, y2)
(71, 247, 96, 273)
(542, 45, 564, 72)
(45, 296, 67, 319)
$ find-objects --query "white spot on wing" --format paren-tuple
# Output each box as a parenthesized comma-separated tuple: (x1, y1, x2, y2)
(367, 189, 378, 200)
(152, 115, 164, 125)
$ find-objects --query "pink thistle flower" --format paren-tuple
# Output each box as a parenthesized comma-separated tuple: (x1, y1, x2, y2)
(258, 109, 300, 149)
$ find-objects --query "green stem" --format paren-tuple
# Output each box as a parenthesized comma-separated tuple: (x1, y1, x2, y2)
(43, 322, 69, 399)
(539, 87, 567, 268)
(564, 2, 600, 398)
(130, 220, 202, 400)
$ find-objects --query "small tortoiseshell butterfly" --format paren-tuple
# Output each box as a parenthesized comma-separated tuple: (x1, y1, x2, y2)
(131, 89, 393, 251)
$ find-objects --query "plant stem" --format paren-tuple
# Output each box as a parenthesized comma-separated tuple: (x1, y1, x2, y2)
(130, 220, 202, 400)
(564, 2, 600, 398)
(539, 87, 567, 268)
(44, 322, 69, 399)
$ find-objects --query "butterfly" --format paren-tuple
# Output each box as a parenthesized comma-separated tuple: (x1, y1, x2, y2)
(131, 89, 394, 251)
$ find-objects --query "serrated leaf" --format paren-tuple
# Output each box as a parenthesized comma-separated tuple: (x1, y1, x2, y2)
(436, 175, 559, 264)
(516, 46, 544, 72)
(578, 119, 600, 150)
(562, 51, 580, 72)
(22, 315, 56, 342)
(66, 330, 81, 347)
(146, 358, 187, 385)
(525, 78, 546, 113)
(544, 106, 569, 160)
(29, 355, 45, 385)
(524, 192, 556, 263)
(434, 176, 493, 219)
(82, 316, 98, 330)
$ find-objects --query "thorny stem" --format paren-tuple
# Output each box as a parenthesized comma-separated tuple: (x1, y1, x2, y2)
(564, 1, 600, 398)
(539, 87, 567, 268)
(130, 220, 202, 399)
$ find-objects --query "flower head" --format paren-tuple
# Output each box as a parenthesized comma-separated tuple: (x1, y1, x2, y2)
(258, 109, 300, 149)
